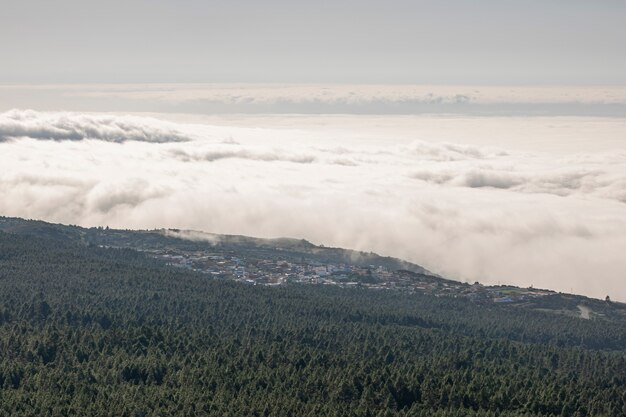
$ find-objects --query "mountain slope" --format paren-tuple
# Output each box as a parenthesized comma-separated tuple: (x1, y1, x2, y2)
(0, 216, 429, 274)
(0, 230, 625, 416)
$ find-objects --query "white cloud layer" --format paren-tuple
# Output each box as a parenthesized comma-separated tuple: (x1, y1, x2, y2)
(1, 109, 625, 300)
(0, 109, 192, 142)
(26, 83, 626, 105)
(3, 84, 626, 116)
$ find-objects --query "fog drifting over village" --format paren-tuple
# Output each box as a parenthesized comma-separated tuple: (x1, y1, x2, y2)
(1, 85, 625, 300)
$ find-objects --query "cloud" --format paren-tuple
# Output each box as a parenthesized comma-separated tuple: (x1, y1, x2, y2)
(86, 179, 170, 213)
(0, 109, 193, 143)
(162, 229, 221, 245)
(61, 84, 626, 116)
(453, 170, 523, 189)
(404, 141, 507, 161)
(166, 147, 359, 166)
(3, 84, 626, 116)
(48, 84, 626, 105)
(166, 148, 317, 164)
(1, 110, 626, 300)
(411, 165, 626, 202)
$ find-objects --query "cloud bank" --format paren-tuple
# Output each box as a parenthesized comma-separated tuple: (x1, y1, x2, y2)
(411, 165, 626, 202)
(0, 109, 192, 143)
(49, 84, 626, 105)
(3, 84, 626, 116)
(1, 109, 625, 300)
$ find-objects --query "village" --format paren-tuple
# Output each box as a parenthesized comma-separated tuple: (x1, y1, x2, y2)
(145, 247, 554, 304)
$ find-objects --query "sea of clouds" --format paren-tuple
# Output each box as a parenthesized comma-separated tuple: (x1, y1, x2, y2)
(2, 107, 626, 300)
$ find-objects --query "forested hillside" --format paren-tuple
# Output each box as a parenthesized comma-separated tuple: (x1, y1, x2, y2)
(0, 216, 428, 274)
(0, 231, 624, 416)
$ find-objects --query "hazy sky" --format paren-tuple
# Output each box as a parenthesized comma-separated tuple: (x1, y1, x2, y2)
(2, 0, 626, 84)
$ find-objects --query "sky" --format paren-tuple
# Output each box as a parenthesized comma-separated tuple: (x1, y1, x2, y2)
(1, 2, 625, 300)
(1, 0, 626, 84)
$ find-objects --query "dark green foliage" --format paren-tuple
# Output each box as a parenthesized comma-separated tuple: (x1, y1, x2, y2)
(0, 232, 624, 417)
(0, 216, 429, 274)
